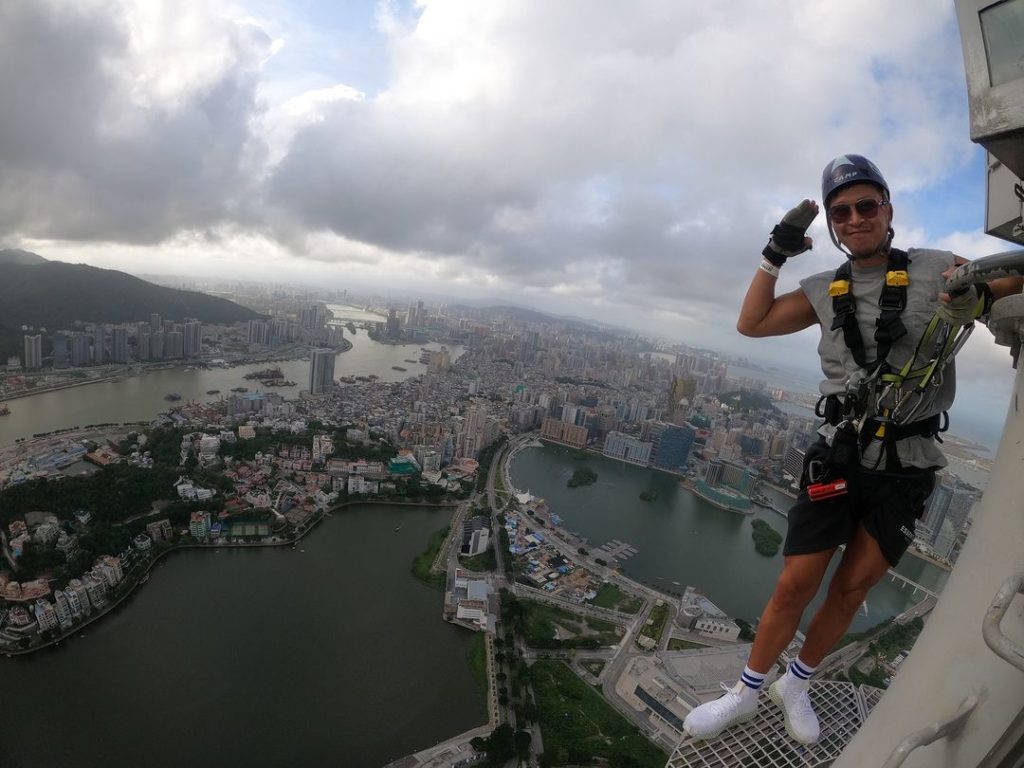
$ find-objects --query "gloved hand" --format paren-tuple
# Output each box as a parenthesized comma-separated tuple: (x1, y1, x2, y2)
(937, 284, 992, 325)
(763, 199, 819, 267)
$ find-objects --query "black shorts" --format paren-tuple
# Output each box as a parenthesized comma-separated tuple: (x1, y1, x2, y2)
(783, 439, 936, 566)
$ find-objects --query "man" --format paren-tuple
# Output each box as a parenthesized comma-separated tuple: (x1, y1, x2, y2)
(682, 154, 1022, 745)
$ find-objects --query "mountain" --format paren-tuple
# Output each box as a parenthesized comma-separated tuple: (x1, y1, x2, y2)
(0, 248, 48, 266)
(0, 256, 263, 360)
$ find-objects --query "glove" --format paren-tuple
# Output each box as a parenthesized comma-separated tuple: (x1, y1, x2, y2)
(937, 284, 993, 325)
(763, 199, 819, 267)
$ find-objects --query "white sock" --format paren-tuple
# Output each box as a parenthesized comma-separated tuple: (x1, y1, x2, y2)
(787, 657, 817, 686)
(735, 665, 766, 702)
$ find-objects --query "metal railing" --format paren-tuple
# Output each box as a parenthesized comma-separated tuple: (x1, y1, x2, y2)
(982, 571, 1024, 673)
(882, 572, 1024, 765)
(881, 694, 980, 768)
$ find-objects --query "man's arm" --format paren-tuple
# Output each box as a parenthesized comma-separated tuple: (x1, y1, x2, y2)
(951, 255, 1024, 301)
(737, 271, 818, 337)
(738, 199, 821, 337)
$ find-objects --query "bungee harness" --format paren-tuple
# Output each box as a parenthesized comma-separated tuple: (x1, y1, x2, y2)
(813, 249, 976, 477)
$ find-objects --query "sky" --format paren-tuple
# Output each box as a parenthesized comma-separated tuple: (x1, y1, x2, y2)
(1, 0, 1021, 449)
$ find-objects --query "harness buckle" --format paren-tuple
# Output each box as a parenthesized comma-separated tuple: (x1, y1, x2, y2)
(878, 293, 906, 312)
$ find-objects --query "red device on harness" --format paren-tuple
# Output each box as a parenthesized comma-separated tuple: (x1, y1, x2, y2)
(807, 479, 848, 501)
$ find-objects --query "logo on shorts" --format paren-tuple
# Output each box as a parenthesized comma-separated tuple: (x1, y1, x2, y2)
(899, 525, 915, 541)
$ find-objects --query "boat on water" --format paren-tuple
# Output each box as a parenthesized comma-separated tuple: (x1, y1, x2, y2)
(230, 386, 248, 393)
(392, 366, 407, 372)
(244, 367, 283, 380)
(404, 359, 418, 364)
(394, 526, 401, 532)
(206, 389, 220, 395)
(163, 393, 182, 402)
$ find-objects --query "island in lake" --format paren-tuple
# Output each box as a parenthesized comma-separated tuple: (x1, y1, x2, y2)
(567, 466, 597, 487)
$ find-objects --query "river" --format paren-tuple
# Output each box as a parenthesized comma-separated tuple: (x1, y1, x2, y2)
(510, 444, 948, 634)
(0, 329, 464, 447)
(0, 505, 484, 768)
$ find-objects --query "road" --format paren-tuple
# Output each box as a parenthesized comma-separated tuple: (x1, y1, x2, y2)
(485, 436, 545, 763)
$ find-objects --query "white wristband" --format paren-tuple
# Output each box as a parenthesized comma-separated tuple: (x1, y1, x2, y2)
(759, 259, 781, 278)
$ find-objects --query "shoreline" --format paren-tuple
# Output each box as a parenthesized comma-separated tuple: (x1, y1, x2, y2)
(0, 340, 354, 407)
(2, 498, 457, 658)
(1, 372, 130, 402)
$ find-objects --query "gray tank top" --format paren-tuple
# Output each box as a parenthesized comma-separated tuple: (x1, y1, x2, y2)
(799, 248, 956, 469)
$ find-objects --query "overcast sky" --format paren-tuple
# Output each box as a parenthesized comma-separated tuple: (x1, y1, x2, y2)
(1, 0, 1021, 449)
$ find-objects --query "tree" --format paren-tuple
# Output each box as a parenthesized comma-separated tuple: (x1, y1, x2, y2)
(514, 729, 532, 759)
(480, 723, 515, 765)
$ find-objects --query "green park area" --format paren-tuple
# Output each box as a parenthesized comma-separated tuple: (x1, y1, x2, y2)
(521, 601, 622, 650)
(667, 638, 710, 651)
(637, 602, 670, 648)
(459, 546, 497, 573)
(411, 526, 449, 590)
(466, 633, 490, 718)
(504, 596, 622, 650)
(838, 617, 926, 688)
(530, 660, 666, 767)
(589, 583, 643, 614)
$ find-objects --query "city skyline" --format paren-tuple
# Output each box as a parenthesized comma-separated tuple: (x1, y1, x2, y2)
(2, 1, 1020, 451)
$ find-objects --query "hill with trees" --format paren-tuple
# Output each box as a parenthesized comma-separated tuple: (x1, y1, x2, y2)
(0, 250, 263, 359)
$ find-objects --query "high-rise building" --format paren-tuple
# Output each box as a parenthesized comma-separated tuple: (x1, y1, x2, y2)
(111, 327, 129, 363)
(540, 417, 588, 448)
(649, 421, 696, 473)
(385, 308, 401, 339)
(53, 591, 75, 630)
(603, 431, 653, 466)
(920, 476, 954, 544)
(150, 327, 164, 360)
(71, 333, 92, 366)
(248, 319, 270, 346)
(946, 485, 976, 533)
(51, 332, 69, 368)
(189, 511, 211, 539)
(33, 598, 59, 633)
(23, 334, 42, 370)
(93, 324, 106, 364)
(136, 324, 151, 361)
(308, 349, 336, 394)
(183, 320, 202, 358)
(166, 330, 184, 359)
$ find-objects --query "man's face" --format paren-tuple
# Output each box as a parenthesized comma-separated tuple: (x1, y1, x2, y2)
(827, 182, 893, 259)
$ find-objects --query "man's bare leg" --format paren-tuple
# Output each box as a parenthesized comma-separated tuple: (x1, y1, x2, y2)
(746, 548, 836, 673)
(797, 524, 891, 666)
(683, 548, 835, 741)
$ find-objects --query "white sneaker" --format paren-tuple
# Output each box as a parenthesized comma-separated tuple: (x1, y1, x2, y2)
(683, 682, 759, 740)
(769, 674, 820, 745)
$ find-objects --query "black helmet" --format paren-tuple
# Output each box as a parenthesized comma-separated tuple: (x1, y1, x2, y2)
(821, 154, 889, 206)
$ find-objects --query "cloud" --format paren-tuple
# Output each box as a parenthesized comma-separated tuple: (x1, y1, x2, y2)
(263, 0, 970, 320)
(2, 0, 1000, 347)
(0, 0, 271, 244)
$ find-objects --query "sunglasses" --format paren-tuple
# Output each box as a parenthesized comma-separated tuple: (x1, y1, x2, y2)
(828, 198, 889, 224)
